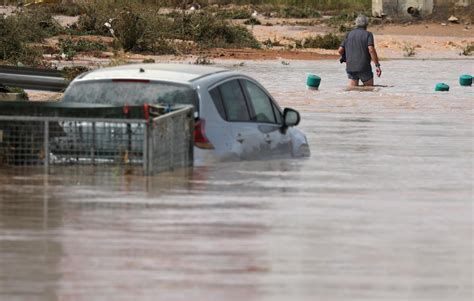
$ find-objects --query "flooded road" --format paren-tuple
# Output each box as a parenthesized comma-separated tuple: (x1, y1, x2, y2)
(1, 60, 473, 301)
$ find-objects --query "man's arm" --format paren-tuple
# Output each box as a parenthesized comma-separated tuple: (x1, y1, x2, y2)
(338, 47, 346, 63)
(368, 45, 382, 77)
(338, 47, 345, 56)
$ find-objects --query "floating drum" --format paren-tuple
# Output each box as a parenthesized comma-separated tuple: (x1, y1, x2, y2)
(307, 74, 321, 90)
(459, 74, 472, 86)
(435, 83, 449, 92)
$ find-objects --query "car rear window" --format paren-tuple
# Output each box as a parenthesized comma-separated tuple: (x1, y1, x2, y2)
(62, 80, 198, 107)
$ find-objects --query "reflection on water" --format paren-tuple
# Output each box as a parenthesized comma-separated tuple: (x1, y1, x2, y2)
(0, 60, 473, 301)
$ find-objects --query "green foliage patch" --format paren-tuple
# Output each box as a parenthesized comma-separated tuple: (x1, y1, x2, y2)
(0, 8, 60, 66)
(75, 1, 260, 53)
(59, 37, 107, 60)
(302, 33, 343, 49)
(277, 6, 321, 18)
(460, 43, 474, 56)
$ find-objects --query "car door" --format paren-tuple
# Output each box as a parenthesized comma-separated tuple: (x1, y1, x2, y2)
(240, 79, 292, 157)
(209, 79, 265, 160)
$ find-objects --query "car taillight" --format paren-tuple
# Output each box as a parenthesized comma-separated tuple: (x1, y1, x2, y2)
(194, 119, 214, 149)
(143, 103, 149, 121)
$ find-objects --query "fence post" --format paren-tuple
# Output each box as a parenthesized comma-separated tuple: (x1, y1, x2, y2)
(91, 122, 96, 165)
(143, 122, 149, 176)
(43, 121, 49, 172)
(170, 118, 174, 170)
(188, 109, 194, 167)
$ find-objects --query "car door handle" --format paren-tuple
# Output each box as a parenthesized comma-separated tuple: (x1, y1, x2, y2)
(236, 133, 244, 143)
(264, 134, 272, 144)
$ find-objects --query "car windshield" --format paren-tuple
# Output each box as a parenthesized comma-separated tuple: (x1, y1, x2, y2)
(62, 80, 198, 107)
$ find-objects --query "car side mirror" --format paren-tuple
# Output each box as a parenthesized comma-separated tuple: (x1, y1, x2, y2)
(283, 108, 300, 128)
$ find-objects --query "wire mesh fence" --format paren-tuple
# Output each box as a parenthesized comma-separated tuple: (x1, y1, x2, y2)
(0, 105, 194, 175)
(148, 107, 194, 174)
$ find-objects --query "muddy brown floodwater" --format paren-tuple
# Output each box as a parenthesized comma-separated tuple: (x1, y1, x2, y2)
(1, 59, 473, 301)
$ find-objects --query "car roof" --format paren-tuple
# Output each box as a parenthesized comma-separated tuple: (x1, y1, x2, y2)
(76, 63, 231, 84)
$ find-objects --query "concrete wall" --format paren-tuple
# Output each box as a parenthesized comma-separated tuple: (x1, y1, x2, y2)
(373, 0, 472, 18)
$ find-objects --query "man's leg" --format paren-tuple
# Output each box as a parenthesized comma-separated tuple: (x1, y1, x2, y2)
(362, 78, 374, 86)
(348, 79, 359, 86)
(361, 71, 374, 86)
(347, 72, 359, 86)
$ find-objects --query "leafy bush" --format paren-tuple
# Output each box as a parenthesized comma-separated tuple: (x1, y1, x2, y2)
(0, 9, 60, 66)
(303, 33, 342, 49)
(277, 7, 321, 18)
(171, 11, 260, 49)
(5, 87, 29, 100)
(460, 43, 474, 56)
(327, 11, 359, 27)
(47, 3, 85, 16)
(215, 9, 252, 19)
(194, 56, 214, 65)
(244, 17, 262, 25)
(403, 43, 416, 57)
(76, 0, 116, 35)
(76, 2, 260, 52)
(59, 37, 107, 59)
(62, 66, 90, 81)
(8, 8, 61, 42)
(262, 37, 283, 48)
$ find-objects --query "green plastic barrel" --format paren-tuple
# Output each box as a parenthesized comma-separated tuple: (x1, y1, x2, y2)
(307, 74, 321, 89)
(459, 74, 472, 86)
(435, 83, 449, 92)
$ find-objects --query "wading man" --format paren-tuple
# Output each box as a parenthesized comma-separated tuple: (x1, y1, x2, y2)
(338, 15, 382, 87)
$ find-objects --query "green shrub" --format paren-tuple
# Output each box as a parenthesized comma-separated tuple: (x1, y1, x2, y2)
(327, 11, 359, 27)
(62, 66, 91, 81)
(460, 43, 474, 56)
(338, 24, 352, 32)
(171, 11, 260, 49)
(0, 10, 57, 66)
(294, 39, 303, 49)
(277, 6, 321, 18)
(5, 87, 29, 100)
(262, 37, 283, 48)
(303, 33, 342, 49)
(7, 8, 61, 42)
(403, 43, 416, 57)
(59, 37, 107, 59)
(76, 2, 260, 52)
(76, 0, 116, 35)
(47, 3, 85, 16)
(215, 9, 252, 19)
(244, 17, 262, 25)
(194, 56, 214, 65)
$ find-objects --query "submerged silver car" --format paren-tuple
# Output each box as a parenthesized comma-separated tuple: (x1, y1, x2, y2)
(61, 63, 310, 163)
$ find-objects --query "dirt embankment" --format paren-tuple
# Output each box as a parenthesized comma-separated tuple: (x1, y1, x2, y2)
(230, 18, 473, 60)
(71, 19, 473, 62)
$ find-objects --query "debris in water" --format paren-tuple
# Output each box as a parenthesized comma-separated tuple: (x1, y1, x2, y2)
(448, 16, 459, 24)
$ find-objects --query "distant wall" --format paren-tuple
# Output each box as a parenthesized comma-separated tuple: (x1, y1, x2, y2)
(432, 0, 473, 20)
(373, 0, 472, 19)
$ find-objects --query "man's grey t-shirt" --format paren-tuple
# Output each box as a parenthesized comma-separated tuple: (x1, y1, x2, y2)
(340, 28, 374, 72)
